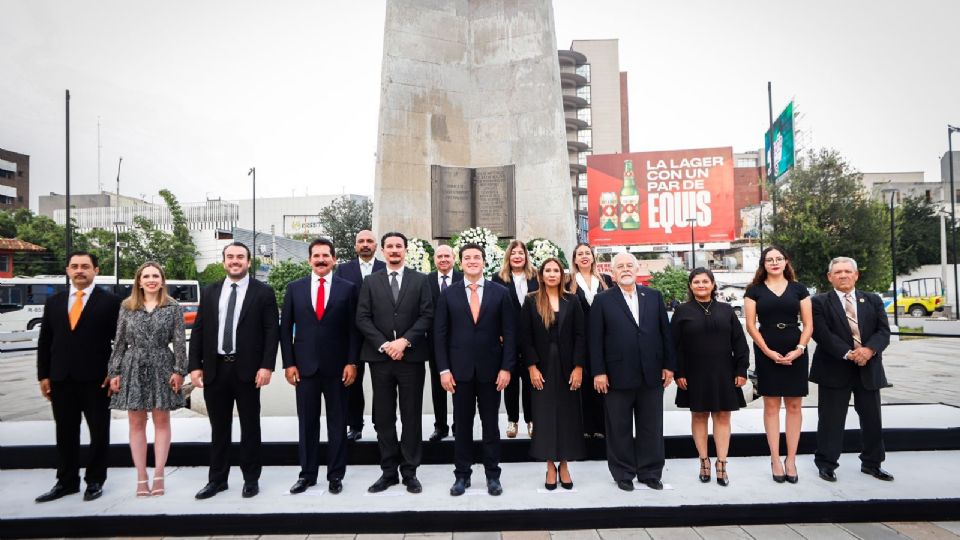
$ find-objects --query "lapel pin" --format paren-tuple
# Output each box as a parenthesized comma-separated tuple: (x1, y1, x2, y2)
(859, 298, 864, 303)
(640, 292, 645, 296)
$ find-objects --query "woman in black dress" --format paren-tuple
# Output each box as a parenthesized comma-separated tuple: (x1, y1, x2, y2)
(520, 257, 587, 489)
(565, 242, 614, 438)
(492, 239, 538, 438)
(744, 246, 813, 484)
(673, 268, 749, 486)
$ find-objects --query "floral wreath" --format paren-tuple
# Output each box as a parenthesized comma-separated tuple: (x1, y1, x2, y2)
(526, 238, 568, 270)
(404, 237, 435, 273)
(452, 227, 504, 278)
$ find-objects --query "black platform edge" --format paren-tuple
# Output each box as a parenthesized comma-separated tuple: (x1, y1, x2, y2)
(3, 427, 959, 470)
(3, 498, 959, 538)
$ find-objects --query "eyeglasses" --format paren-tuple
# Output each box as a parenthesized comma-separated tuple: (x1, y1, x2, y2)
(765, 257, 785, 263)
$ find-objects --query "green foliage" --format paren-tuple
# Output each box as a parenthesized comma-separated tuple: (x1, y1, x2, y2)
(768, 149, 890, 292)
(7, 211, 90, 275)
(317, 196, 373, 261)
(198, 262, 227, 286)
(894, 195, 957, 273)
(158, 189, 198, 279)
(648, 265, 690, 304)
(266, 259, 312, 305)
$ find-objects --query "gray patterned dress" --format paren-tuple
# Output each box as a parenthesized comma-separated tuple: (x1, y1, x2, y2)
(108, 300, 188, 411)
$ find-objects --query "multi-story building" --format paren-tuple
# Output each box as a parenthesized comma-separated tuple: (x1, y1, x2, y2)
(861, 172, 943, 204)
(0, 148, 30, 210)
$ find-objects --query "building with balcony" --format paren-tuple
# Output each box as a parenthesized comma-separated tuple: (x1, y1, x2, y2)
(0, 148, 30, 210)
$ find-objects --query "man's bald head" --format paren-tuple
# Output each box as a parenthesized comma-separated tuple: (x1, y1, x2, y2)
(355, 229, 376, 261)
(434, 244, 454, 273)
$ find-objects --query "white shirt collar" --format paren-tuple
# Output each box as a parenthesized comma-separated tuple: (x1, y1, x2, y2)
(69, 283, 96, 297)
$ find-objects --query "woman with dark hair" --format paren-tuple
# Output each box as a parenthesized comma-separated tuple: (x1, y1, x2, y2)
(520, 257, 586, 489)
(672, 268, 749, 486)
(566, 242, 613, 438)
(744, 246, 813, 484)
(108, 261, 187, 497)
(492, 239, 538, 438)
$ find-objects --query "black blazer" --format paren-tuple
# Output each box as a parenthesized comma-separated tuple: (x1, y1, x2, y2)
(433, 279, 516, 383)
(427, 270, 464, 302)
(810, 290, 890, 390)
(279, 274, 361, 378)
(337, 258, 386, 289)
(491, 273, 539, 315)
(589, 285, 676, 389)
(37, 287, 122, 382)
(356, 267, 434, 363)
(566, 273, 615, 314)
(187, 278, 280, 384)
(519, 293, 586, 376)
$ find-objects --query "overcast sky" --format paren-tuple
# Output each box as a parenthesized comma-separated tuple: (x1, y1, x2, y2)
(2, 0, 958, 211)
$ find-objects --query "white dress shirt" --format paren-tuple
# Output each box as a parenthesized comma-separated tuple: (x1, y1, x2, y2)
(386, 266, 404, 291)
(619, 286, 640, 325)
(359, 258, 376, 279)
(576, 272, 600, 305)
(511, 272, 528, 306)
(437, 271, 454, 290)
(310, 272, 332, 312)
(67, 283, 96, 314)
(464, 277, 485, 304)
(217, 275, 250, 354)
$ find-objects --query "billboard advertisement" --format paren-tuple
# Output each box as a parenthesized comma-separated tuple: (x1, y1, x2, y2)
(765, 101, 795, 182)
(586, 147, 736, 246)
(283, 214, 323, 238)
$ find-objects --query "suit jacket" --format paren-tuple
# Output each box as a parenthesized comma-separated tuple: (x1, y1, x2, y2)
(337, 258, 386, 289)
(37, 287, 122, 382)
(356, 267, 434, 363)
(187, 278, 280, 384)
(279, 274, 361, 378)
(810, 290, 890, 390)
(519, 292, 586, 375)
(433, 279, 516, 383)
(491, 273, 539, 315)
(589, 285, 676, 389)
(426, 270, 463, 359)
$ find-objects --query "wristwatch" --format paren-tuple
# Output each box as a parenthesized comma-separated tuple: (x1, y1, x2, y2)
(795, 344, 806, 351)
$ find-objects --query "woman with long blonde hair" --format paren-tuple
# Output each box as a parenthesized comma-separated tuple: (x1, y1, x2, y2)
(108, 261, 187, 497)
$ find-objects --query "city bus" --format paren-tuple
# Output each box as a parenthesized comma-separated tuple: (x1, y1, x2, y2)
(0, 275, 200, 332)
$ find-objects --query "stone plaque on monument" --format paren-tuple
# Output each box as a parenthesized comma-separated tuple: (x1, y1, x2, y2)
(431, 165, 516, 239)
(473, 166, 515, 237)
(431, 166, 473, 238)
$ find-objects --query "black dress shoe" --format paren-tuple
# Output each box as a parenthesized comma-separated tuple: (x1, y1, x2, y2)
(328, 479, 343, 494)
(428, 428, 449, 442)
(289, 478, 316, 494)
(486, 478, 503, 496)
(36, 483, 79, 503)
(450, 477, 470, 496)
(402, 477, 422, 494)
(818, 468, 837, 482)
(83, 483, 103, 501)
(861, 466, 894, 481)
(346, 429, 362, 442)
(616, 479, 634, 492)
(639, 478, 663, 490)
(368, 475, 400, 493)
(195, 481, 228, 499)
(242, 481, 259, 498)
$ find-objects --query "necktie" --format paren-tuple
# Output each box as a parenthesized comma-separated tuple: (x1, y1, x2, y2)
(69, 290, 85, 330)
(844, 293, 862, 347)
(441, 274, 449, 291)
(316, 277, 326, 321)
(222, 283, 238, 353)
(468, 283, 480, 323)
(390, 272, 400, 302)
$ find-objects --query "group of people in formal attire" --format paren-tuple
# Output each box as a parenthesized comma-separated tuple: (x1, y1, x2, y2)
(34, 236, 894, 504)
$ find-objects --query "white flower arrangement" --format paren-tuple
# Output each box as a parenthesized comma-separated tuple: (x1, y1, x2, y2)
(404, 237, 435, 273)
(526, 238, 565, 270)
(453, 227, 503, 278)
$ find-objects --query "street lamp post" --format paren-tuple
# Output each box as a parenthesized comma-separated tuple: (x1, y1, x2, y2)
(113, 221, 124, 287)
(248, 167, 256, 276)
(881, 188, 899, 327)
(948, 125, 959, 319)
(687, 217, 697, 270)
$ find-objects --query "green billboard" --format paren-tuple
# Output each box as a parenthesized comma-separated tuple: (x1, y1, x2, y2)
(765, 101, 795, 182)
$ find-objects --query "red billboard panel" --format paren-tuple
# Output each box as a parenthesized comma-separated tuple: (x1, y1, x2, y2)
(587, 147, 736, 246)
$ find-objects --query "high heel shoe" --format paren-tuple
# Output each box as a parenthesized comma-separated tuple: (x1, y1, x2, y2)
(784, 459, 798, 484)
(558, 462, 573, 490)
(151, 476, 165, 496)
(698, 457, 711, 483)
(716, 460, 729, 487)
(544, 463, 557, 490)
(136, 480, 150, 497)
(771, 458, 786, 483)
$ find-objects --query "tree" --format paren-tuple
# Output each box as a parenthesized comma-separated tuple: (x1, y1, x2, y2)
(197, 262, 227, 286)
(9, 212, 90, 275)
(158, 189, 198, 279)
(317, 196, 373, 261)
(895, 196, 957, 273)
(266, 259, 312, 305)
(647, 265, 689, 305)
(769, 149, 890, 292)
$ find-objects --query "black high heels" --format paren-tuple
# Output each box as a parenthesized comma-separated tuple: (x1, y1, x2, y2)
(784, 459, 798, 484)
(771, 458, 786, 483)
(698, 457, 711, 483)
(558, 462, 573, 490)
(545, 463, 557, 490)
(716, 460, 729, 487)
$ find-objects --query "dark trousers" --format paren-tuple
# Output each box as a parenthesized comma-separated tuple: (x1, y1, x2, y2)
(203, 361, 262, 484)
(50, 379, 111, 488)
(295, 374, 348, 481)
(428, 355, 449, 430)
(370, 361, 424, 480)
(814, 379, 885, 472)
(604, 386, 665, 482)
(347, 361, 366, 431)
(504, 360, 532, 424)
(582, 386, 606, 435)
(453, 379, 502, 480)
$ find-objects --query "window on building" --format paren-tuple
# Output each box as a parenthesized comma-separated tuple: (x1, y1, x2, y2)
(576, 64, 590, 82)
(736, 158, 758, 168)
(578, 130, 592, 147)
(578, 151, 591, 166)
(0, 255, 8, 274)
(576, 85, 591, 102)
(926, 190, 932, 203)
(578, 173, 588, 190)
(578, 194, 588, 212)
(577, 108, 591, 125)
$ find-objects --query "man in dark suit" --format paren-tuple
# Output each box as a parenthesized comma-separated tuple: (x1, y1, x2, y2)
(356, 231, 433, 494)
(425, 244, 462, 441)
(811, 256, 893, 482)
(188, 242, 280, 499)
(336, 229, 385, 441)
(591, 252, 675, 492)
(281, 238, 360, 495)
(434, 243, 515, 497)
(36, 252, 122, 503)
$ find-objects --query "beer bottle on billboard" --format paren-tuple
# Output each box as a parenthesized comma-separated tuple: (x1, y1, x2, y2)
(599, 192, 619, 231)
(619, 159, 640, 230)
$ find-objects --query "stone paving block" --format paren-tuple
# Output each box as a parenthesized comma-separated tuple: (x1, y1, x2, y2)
(934, 523, 960, 536)
(692, 526, 751, 540)
(550, 531, 602, 540)
(597, 529, 651, 540)
(502, 532, 550, 540)
(307, 536, 356, 540)
(260, 536, 309, 540)
(645, 528, 702, 540)
(405, 535, 453, 540)
(786, 523, 858, 539)
(838, 523, 906, 539)
(453, 533, 501, 540)
(356, 535, 405, 540)
(884, 522, 960, 539)
(741, 525, 804, 539)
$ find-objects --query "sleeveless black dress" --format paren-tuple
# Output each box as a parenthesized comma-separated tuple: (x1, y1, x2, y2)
(744, 282, 810, 397)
